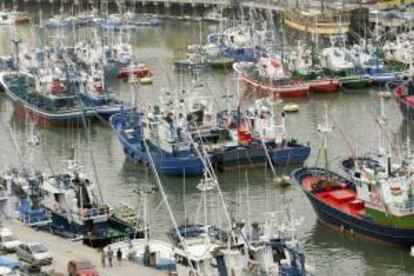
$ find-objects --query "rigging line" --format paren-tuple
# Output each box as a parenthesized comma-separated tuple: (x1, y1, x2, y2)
(179, 104, 237, 241)
(141, 137, 196, 273)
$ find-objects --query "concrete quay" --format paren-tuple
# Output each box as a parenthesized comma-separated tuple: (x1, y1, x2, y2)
(3, 220, 166, 276)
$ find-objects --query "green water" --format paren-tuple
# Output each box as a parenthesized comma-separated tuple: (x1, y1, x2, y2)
(0, 3, 412, 275)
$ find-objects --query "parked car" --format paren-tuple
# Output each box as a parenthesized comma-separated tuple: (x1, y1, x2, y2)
(0, 228, 21, 252)
(15, 243, 53, 266)
(67, 259, 99, 276)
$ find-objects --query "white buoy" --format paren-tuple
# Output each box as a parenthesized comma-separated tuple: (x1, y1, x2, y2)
(283, 103, 299, 113)
(379, 91, 392, 99)
(410, 246, 414, 257)
(140, 77, 153, 85)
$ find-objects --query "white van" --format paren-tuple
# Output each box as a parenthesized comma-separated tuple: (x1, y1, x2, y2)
(0, 228, 21, 252)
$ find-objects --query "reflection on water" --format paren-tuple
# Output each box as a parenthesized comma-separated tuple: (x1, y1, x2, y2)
(0, 5, 413, 275)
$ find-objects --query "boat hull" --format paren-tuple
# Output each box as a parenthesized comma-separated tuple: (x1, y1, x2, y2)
(292, 167, 414, 247)
(340, 76, 370, 89)
(48, 211, 143, 248)
(390, 81, 414, 120)
(242, 76, 310, 98)
(308, 79, 340, 93)
(110, 113, 205, 176)
(12, 100, 93, 127)
(213, 143, 310, 171)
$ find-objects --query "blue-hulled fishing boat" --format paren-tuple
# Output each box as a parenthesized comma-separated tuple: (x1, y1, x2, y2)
(348, 44, 402, 84)
(0, 71, 96, 127)
(207, 26, 258, 62)
(110, 109, 206, 176)
(0, 68, 130, 126)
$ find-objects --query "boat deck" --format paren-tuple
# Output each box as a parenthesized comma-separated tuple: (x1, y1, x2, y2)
(302, 176, 366, 218)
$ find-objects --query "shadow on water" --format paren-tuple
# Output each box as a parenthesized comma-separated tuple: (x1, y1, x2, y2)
(305, 222, 414, 276)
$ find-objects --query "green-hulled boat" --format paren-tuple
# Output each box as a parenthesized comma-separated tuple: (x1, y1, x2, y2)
(208, 56, 234, 70)
(339, 75, 370, 89)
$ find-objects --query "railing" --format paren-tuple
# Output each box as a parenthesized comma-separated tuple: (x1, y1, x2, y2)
(81, 206, 110, 220)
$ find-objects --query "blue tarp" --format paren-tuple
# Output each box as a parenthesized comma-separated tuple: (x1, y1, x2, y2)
(0, 256, 22, 269)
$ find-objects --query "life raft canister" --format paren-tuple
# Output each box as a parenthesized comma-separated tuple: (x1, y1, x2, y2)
(271, 59, 280, 67)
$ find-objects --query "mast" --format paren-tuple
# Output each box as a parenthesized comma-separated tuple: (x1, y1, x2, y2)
(11, 36, 22, 72)
(317, 103, 333, 170)
(141, 138, 196, 273)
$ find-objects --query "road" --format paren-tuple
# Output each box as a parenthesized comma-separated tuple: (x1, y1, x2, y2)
(3, 220, 166, 276)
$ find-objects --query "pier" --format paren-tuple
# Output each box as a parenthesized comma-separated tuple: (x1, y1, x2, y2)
(21, 0, 363, 14)
(3, 220, 165, 276)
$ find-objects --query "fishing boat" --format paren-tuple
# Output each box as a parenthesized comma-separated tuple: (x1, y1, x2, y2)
(348, 43, 402, 85)
(110, 109, 206, 176)
(238, 202, 310, 275)
(211, 98, 310, 171)
(289, 46, 322, 81)
(292, 168, 414, 246)
(389, 79, 414, 119)
(111, 43, 152, 79)
(74, 41, 152, 80)
(288, 45, 340, 93)
(79, 71, 133, 119)
(292, 105, 414, 247)
(207, 26, 258, 62)
(0, 10, 30, 25)
(321, 46, 354, 77)
(340, 74, 371, 89)
(2, 169, 52, 227)
(42, 15, 75, 29)
(234, 60, 310, 98)
(40, 160, 144, 248)
(174, 53, 210, 73)
(382, 34, 411, 71)
(308, 78, 340, 93)
(117, 62, 152, 79)
(0, 71, 96, 127)
(292, 162, 414, 247)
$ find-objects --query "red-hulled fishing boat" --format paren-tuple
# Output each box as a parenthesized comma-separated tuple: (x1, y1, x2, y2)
(234, 59, 310, 98)
(388, 80, 414, 120)
(308, 78, 340, 93)
(118, 64, 152, 79)
(241, 75, 310, 98)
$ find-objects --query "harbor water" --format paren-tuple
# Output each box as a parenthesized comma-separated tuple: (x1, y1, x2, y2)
(0, 6, 413, 276)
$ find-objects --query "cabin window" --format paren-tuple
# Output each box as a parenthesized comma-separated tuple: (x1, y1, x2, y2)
(368, 185, 372, 192)
(354, 172, 361, 179)
(175, 255, 189, 267)
(191, 261, 198, 270)
(54, 193, 59, 202)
